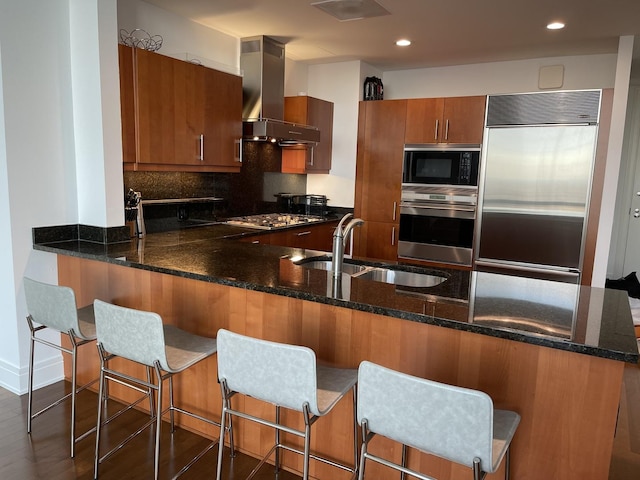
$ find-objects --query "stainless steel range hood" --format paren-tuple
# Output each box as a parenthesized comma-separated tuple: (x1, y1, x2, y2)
(241, 36, 320, 145)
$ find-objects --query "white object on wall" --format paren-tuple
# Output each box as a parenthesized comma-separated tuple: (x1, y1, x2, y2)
(538, 65, 564, 89)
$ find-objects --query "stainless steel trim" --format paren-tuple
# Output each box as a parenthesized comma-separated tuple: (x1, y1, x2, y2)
(398, 240, 472, 266)
(400, 204, 476, 219)
(403, 143, 481, 152)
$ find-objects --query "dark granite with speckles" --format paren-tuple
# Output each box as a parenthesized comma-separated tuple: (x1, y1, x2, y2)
(33, 223, 639, 363)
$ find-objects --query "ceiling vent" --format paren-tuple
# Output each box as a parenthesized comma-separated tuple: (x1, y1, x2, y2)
(311, 0, 390, 22)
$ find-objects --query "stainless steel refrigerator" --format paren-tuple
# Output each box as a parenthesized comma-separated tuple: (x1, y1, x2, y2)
(475, 90, 601, 283)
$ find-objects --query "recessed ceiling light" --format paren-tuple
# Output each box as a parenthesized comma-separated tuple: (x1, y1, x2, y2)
(547, 22, 565, 30)
(396, 39, 411, 47)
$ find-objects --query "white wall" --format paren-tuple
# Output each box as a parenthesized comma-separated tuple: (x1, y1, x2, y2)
(117, 0, 239, 73)
(0, 0, 79, 393)
(383, 54, 618, 98)
(305, 61, 363, 207)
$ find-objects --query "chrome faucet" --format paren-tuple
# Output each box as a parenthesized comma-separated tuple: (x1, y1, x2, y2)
(332, 214, 364, 279)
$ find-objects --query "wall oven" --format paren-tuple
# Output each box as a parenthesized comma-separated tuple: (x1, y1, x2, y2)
(398, 185, 477, 266)
(399, 144, 480, 266)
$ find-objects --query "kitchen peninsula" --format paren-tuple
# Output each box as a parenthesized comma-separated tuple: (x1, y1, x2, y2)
(33, 223, 639, 480)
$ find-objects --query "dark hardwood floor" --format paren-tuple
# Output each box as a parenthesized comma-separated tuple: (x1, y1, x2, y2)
(0, 382, 301, 479)
(1, 361, 640, 479)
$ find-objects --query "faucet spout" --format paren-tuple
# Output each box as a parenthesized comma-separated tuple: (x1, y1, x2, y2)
(331, 214, 364, 279)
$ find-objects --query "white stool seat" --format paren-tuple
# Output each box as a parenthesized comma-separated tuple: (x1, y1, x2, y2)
(357, 361, 521, 480)
(93, 300, 223, 479)
(24, 277, 98, 458)
(215, 329, 359, 480)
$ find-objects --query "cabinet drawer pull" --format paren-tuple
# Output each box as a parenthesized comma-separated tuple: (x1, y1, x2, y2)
(296, 231, 311, 236)
(392, 201, 397, 221)
(434, 119, 439, 141)
(251, 240, 260, 244)
(308, 145, 315, 167)
(391, 226, 395, 246)
(444, 119, 449, 140)
(199, 134, 204, 161)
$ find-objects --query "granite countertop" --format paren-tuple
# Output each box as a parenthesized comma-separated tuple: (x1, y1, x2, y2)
(33, 223, 640, 363)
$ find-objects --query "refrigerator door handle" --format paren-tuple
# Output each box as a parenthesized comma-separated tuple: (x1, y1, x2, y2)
(474, 259, 580, 281)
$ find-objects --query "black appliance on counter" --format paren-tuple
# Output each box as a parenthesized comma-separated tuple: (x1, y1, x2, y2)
(274, 193, 328, 217)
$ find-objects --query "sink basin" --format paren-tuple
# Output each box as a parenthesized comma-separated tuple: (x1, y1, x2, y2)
(294, 258, 447, 288)
(356, 268, 447, 287)
(296, 260, 369, 276)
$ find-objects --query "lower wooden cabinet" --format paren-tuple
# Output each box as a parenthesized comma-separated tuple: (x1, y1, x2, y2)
(354, 221, 398, 262)
(237, 221, 339, 252)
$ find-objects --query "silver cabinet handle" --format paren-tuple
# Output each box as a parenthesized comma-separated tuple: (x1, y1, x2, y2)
(434, 119, 439, 141)
(251, 240, 260, 244)
(444, 119, 450, 140)
(392, 201, 397, 221)
(235, 138, 243, 163)
(308, 145, 315, 167)
(391, 226, 396, 246)
(199, 134, 204, 161)
(296, 231, 311, 236)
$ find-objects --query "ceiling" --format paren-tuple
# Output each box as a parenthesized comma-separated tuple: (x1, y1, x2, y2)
(143, 0, 640, 71)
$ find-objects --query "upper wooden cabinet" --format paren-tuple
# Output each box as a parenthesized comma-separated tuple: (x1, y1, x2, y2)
(405, 96, 486, 144)
(119, 46, 242, 172)
(118, 44, 136, 165)
(353, 99, 407, 261)
(282, 96, 334, 174)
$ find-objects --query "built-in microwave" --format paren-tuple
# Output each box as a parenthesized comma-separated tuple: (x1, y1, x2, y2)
(403, 144, 481, 187)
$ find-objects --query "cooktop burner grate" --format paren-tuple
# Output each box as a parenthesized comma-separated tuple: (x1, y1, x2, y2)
(225, 213, 325, 230)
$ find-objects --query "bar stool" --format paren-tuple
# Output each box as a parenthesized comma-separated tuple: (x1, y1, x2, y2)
(24, 276, 99, 457)
(356, 361, 521, 480)
(215, 328, 358, 480)
(93, 299, 224, 479)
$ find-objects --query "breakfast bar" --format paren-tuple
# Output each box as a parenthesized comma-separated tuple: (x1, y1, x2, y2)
(34, 224, 639, 480)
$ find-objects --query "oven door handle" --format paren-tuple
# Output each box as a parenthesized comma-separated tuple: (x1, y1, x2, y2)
(400, 204, 476, 219)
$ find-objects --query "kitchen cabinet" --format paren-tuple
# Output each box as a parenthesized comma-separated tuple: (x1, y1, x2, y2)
(237, 221, 338, 251)
(282, 96, 334, 174)
(119, 46, 242, 172)
(353, 99, 407, 261)
(118, 44, 136, 165)
(405, 96, 486, 144)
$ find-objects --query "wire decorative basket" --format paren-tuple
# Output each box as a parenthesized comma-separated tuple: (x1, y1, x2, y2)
(120, 29, 163, 52)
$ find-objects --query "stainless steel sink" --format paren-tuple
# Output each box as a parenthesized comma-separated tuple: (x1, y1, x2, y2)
(296, 260, 369, 276)
(355, 268, 447, 287)
(294, 258, 448, 288)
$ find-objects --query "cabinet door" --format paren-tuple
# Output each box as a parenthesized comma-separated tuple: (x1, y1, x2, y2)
(203, 68, 242, 170)
(354, 100, 406, 224)
(135, 49, 204, 166)
(405, 98, 445, 144)
(283, 96, 334, 174)
(441, 96, 486, 144)
(354, 221, 398, 262)
(118, 45, 136, 164)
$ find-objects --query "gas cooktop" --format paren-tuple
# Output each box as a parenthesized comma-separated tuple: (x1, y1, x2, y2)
(225, 213, 325, 230)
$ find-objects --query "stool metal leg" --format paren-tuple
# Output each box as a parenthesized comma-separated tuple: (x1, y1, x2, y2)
(153, 362, 163, 480)
(69, 334, 79, 457)
(401, 444, 407, 480)
(26, 322, 37, 435)
(94, 360, 107, 479)
(274, 405, 281, 474)
(302, 403, 312, 480)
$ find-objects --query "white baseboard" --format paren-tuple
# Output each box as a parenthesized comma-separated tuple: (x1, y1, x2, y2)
(0, 356, 64, 395)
